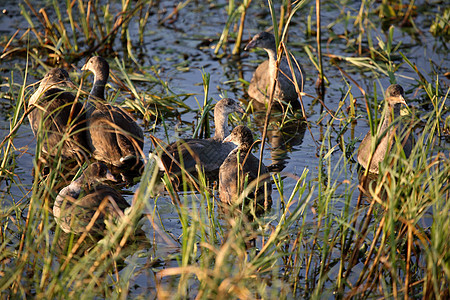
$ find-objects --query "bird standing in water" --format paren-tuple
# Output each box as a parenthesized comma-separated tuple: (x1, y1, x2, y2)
(219, 125, 272, 212)
(245, 31, 303, 105)
(151, 98, 244, 177)
(82, 56, 144, 168)
(357, 84, 414, 174)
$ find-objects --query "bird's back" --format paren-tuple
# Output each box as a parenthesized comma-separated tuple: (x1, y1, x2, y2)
(161, 138, 235, 175)
(248, 58, 302, 103)
(88, 103, 144, 166)
(219, 149, 271, 205)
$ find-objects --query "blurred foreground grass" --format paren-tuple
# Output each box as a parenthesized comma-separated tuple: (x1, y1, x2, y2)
(0, 0, 449, 298)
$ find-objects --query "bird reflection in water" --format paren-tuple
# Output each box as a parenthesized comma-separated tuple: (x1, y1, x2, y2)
(251, 100, 306, 173)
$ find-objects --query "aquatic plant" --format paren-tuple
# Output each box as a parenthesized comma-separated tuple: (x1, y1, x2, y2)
(0, 0, 449, 298)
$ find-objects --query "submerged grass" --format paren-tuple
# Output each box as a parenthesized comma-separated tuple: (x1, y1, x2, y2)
(1, 0, 449, 298)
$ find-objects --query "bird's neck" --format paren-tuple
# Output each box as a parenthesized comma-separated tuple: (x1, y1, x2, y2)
(265, 48, 279, 90)
(90, 79, 107, 100)
(213, 109, 229, 140)
(239, 143, 252, 154)
(392, 103, 402, 117)
(378, 102, 403, 142)
(375, 103, 405, 156)
(89, 69, 108, 100)
(29, 85, 45, 107)
(55, 179, 83, 206)
(29, 80, 55, 106)
(382, 103, 402, 126)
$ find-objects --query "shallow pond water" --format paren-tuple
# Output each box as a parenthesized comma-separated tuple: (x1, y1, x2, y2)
(0, 0, 449, 296)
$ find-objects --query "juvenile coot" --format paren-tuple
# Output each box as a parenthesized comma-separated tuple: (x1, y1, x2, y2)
(82, 56, 144, 168)
(245, 32, 303, 104)
(28, 68, 89, 161)
(357, 84, 414, 174)
(219, 125, 272, 210)
(53, 162, 130, 234)
(152, 98, 244, 176)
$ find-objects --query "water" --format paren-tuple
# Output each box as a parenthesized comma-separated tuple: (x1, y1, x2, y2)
(0, 0, 449, 296)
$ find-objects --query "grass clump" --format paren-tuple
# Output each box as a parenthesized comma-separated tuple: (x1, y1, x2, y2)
(0, 0, 449, 298)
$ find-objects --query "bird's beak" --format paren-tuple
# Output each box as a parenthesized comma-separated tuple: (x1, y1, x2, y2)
(398, 95, 407, 106)
(65, 80, 79, 90)
(223, 134, 233, 143)
(236, 105, 245, 114)
(396, 95, 413, 115)
(81, 63, 87, 71)
(105, 170, 117, 182)
(244, 39, 257, 51)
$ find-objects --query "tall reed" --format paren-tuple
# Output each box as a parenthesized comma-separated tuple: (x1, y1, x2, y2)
(0, 0, 449, 298)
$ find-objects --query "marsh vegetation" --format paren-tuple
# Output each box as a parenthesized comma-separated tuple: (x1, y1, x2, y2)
(0, 0, 449, 298)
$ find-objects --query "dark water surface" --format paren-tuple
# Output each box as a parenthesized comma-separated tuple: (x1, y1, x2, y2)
(0, 0, 449, 295)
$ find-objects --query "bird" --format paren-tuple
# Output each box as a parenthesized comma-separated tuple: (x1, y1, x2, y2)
(28, 68, 89, 162)
(81, 56, 144, 168)
(151, 98, 244, 177)
(357, 84, 414, 174)
(219, 125, 272, 212)
(53, 162, 130, 235)
(244, 31, 303, 105)
(28, 68, 76, 106)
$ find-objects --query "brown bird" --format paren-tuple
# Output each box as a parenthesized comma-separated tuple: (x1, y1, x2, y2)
(357, 84, 414, 174)
(245, 31, 303, 104)
(53, 162, 130, 235)
(82, 56, 144, 168)
(219, 125, 272, 211)
(28, 68, 89, 161)
(152, 98, 244, 176)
